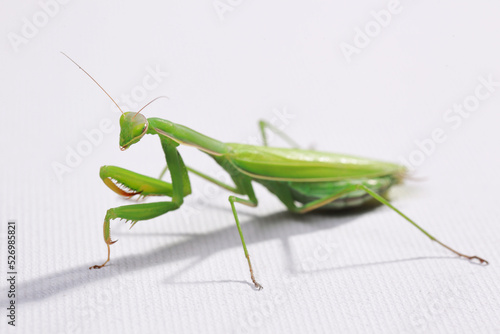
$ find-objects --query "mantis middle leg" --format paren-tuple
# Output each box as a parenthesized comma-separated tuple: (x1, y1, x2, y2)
(227, 176, 262, 289)
(258, 119, 300, 148)
(163, 163, 263, 289)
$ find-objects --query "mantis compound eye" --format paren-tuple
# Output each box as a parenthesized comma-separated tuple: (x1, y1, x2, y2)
(119, 112, 148, 149)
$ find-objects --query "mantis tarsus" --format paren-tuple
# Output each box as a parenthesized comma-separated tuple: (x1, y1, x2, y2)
(63, 53, 488, 290)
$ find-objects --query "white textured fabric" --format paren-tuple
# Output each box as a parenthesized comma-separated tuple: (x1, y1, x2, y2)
(1, 1, 500, 333)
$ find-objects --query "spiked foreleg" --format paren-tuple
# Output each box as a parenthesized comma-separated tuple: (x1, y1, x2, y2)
(100, 165, 174, 198)
(90, 201, 181, 269)
(91, 137, 191, 269)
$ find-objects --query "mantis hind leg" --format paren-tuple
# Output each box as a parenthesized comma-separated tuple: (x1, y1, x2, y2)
(290, 184, 488, 265)
(354, 185, 488, 265)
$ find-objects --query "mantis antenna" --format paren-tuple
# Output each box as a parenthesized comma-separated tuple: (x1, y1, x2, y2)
(61, 52, 124, 114)
(133, 96, 170, 119)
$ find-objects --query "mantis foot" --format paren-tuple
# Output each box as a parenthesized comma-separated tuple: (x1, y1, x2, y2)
(89, 263, 107, 270)
(434, 240, 489, 266)
(246, 255, 263, 290)
(88, 240, 114, 270)
(252, 280, 263, 291)
(463, 255, 489, 265)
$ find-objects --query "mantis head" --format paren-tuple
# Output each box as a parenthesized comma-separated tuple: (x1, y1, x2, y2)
(61, 52, 168, 151)
(118, 96, 168, 150)
(119, 112, 148, 151)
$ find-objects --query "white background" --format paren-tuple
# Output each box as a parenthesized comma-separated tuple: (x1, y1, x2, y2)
(1, 1, 500, 333)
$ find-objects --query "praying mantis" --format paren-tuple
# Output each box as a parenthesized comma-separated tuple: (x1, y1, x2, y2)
(63, 53, 488, 290)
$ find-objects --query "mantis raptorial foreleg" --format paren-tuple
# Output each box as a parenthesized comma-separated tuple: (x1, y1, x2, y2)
(91, 201, 184, 269)
(101, 165, 174, 198)
(91, 137, 191, 269)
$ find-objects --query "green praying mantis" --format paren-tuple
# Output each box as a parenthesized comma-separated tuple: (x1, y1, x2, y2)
(63, 53, 488, 290)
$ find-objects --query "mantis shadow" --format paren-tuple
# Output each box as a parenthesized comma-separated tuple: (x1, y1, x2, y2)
(4, 205, 447, 304)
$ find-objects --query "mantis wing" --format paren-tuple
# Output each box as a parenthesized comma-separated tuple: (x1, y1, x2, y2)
(226, 143, 405, 182)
